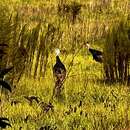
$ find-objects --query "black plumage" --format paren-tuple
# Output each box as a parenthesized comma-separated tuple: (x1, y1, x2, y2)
(53, 56, 66, 81)
(127, 75, 130, 86)
(86, 43, 103, 63)
(0, 80, 12, 92)
(53, 55, 66, 97)
(0, 117, 11, 129)
(0, 67, 13, 92)
(0, 49, 6, 55)
(0, 44, 8, 47)
(88, 48, 103, 63)
(0, 66, 13, 79)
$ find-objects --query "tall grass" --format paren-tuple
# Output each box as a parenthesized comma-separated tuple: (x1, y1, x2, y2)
(104, 18, 130, 83)
(0, 0, 130, 130)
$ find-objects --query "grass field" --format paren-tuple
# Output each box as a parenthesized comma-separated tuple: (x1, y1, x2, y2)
(0, 0, 130, 130)
(1, 53, 130, 130)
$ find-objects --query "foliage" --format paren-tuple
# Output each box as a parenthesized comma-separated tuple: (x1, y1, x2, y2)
(0, 0, 129, 130)
(104, 18, 130, 83)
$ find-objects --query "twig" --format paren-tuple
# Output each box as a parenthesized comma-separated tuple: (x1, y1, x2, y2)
(62, 43, 85, 84)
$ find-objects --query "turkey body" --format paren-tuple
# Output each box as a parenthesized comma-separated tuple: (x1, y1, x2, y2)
(53, 56, 66, 97)
(53, 56, 66, 82)
(0, 117, 11, 129)
(89, 48, 103, 63)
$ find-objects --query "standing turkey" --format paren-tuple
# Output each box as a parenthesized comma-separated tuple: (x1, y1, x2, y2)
(53, 48, 66, 97)
(86, 44, 103, 63)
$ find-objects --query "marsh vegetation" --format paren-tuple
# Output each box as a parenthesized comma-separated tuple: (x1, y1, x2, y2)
(0, 0, 130, 129)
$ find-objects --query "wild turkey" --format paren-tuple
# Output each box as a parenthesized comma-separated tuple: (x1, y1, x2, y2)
(86, 44, 103, 63)
(0, 80, 12, 92)
(0, 44, 12, 93)
(0, 67, 13, 92)
(53, 48, 66, 97)
(0, 117, 11, 129)
(0, 66, 14, 79)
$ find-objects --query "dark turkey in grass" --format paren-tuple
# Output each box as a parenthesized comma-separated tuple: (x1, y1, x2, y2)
(53, 49, 66, 81)
(53, 48, 66, 97)
(0, 66, 13, 79)
(0, 67, 13, 92)
(0, 117, 11, 129)
(86, 44, 103, 63)
(0, 80, 12, 92)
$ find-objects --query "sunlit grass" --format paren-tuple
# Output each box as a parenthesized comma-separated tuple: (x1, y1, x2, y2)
(0, 54, 129, 130)
(0, 0, 129, 129)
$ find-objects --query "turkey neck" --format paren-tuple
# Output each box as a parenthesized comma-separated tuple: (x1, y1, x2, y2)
(56, 56, 62, 63)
